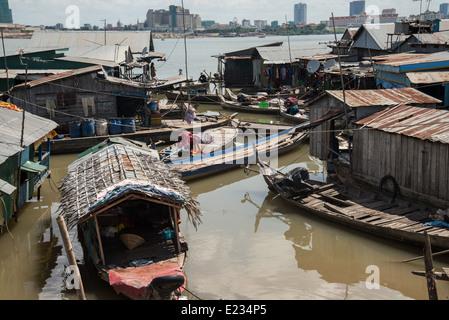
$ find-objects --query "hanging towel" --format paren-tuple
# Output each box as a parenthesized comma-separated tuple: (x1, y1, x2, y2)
(45, 100, 56, 120)
(81, 97, 96, 116)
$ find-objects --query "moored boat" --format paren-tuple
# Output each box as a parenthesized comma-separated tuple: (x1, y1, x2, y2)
(279, 105, 309, 124)
(57, 143, 201, 300)
(218, 94, 280, 115)
(257, 160, 449, 250)
(169, 122, 310, 181)
(159, 124, 239, 163)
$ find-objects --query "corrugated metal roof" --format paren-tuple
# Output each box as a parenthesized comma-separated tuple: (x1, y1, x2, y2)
(374, 51, 449, 67)
(406, 71, 449, 84)
(257, 46, 330, 64)
(12, 65, 103, 89)
(351, 23, 407, 51)
(413, 31, 449, 44)
(356, 105, 449, 144)
(0, 107, 58, 165)
(326, 88, 441, 107)
(28, 30, 153, 53)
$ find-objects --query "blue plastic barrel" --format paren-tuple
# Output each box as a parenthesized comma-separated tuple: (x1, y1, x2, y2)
(81, 119, 96, 137)
(69, 121, 81, 138)
(109, 119, 122, 135)
(122, 118, 136, 133)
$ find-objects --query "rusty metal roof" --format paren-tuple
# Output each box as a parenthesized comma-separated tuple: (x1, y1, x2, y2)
(326, 88, 441, 107)
(406, 71, 449, 84)
(356, 105, 449, 144)
(373, 51, 449, 67)
(413, 31, 449, 45)
(12, 65, 103, 89)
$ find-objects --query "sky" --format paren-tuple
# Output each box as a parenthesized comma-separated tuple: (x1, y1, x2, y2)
(9, 0, 449, 27)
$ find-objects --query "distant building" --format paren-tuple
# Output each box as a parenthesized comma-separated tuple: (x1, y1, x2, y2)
(350, 0, 365, 17)
(242, 19, 251, 28)
(145, 5, 201, 32)
(271, 21, 279, 27)
(294, 3, 307, 25)
(254, 20, 268, 29)
(0, 0, 12, 23)
(440, 3, 449, 18)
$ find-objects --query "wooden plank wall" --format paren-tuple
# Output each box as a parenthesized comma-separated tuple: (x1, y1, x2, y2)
(353, 128, 449, 202)
(10, 73, 147, 126)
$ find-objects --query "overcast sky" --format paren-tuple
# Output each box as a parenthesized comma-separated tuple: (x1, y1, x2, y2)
(9, 0, 448, 27)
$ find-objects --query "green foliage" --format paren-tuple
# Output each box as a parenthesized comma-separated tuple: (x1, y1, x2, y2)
(197, 23, 342, 36)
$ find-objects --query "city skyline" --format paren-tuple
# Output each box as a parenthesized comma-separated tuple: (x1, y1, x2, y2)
(9, 0, 449, 27)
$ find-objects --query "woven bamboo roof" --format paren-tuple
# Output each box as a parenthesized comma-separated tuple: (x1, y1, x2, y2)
(57, 144, 201, 230)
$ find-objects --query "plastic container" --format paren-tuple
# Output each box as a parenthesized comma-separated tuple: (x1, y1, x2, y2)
(259, 102, 269, 109)
(95, 119, 108, 136)
(162, 229, 175, 240)
(122, 118, 136, 134)
(69, 121, 81, 138)
(109, 119, 122, 135)
(81, 119, 95, 137)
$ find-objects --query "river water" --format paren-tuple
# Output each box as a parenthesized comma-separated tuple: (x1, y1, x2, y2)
(1, 34, 449, 301)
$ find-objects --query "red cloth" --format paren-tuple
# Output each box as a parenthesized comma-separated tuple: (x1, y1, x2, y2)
(108, 261, 185, 300)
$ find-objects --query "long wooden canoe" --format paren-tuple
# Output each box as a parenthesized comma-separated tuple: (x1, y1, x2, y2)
(257, 161, 449, 250)
(169, 122, 310, 181)
(218, 94, 280, 115)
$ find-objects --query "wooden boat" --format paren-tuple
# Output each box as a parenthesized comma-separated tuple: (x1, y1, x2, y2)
(218, 94, 280, 115)
(163, 90, 222, 104)
(159, 124, 239, 163)
(280, 105, 309, 124)
(49, 113, 238, 154)
(57, 144, 201, 300)
(169, 122, 310, 181)
(256, 160, 449, 250)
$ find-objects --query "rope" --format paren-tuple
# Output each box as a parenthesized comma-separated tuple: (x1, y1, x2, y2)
(180, 285, 203, 300)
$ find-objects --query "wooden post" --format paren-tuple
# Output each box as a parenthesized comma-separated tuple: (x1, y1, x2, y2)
(93, 215, 106, 265)
(56, 215, 86, 300)
(423, 231, 438, 300)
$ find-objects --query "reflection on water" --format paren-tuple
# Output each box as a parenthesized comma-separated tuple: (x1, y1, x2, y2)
(1, 111, 449, 300)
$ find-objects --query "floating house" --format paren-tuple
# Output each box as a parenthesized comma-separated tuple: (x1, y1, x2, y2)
(348, 23, 407, 61)
(0, 102, 57, 231)
(308, 87, 442, 163)
(396, 30, 449, 54)
(373, 51, 449, 107)
(218, 42, 328, 90)
(351, 105, 449, 207)
(8, 65, 151, 134)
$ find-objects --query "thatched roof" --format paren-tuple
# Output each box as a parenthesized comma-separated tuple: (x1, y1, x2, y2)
(57, 144, 201, 230)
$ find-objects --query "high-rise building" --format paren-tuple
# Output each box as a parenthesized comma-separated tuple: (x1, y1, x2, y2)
(350, 0, 365, 17)
(145, 5, 201, 32)
(294, 3, 307, 25)
(0, 0, 12, 23)
(440, 3, 449, 18)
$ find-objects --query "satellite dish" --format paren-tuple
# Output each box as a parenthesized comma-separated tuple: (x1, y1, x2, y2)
(142, 47, 148, 55)
(307, 59, 320, 73)
(324, 59, 336, 70)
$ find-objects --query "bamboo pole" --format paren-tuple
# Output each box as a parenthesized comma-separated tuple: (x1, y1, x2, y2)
(56, 215, 86, 300)
(423, 231, 438, 300)
(402, 248, 449, 263)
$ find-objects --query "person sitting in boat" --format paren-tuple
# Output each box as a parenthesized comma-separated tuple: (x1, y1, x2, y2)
(199, 72, 208, 83)
(177, 131, 201, 158)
